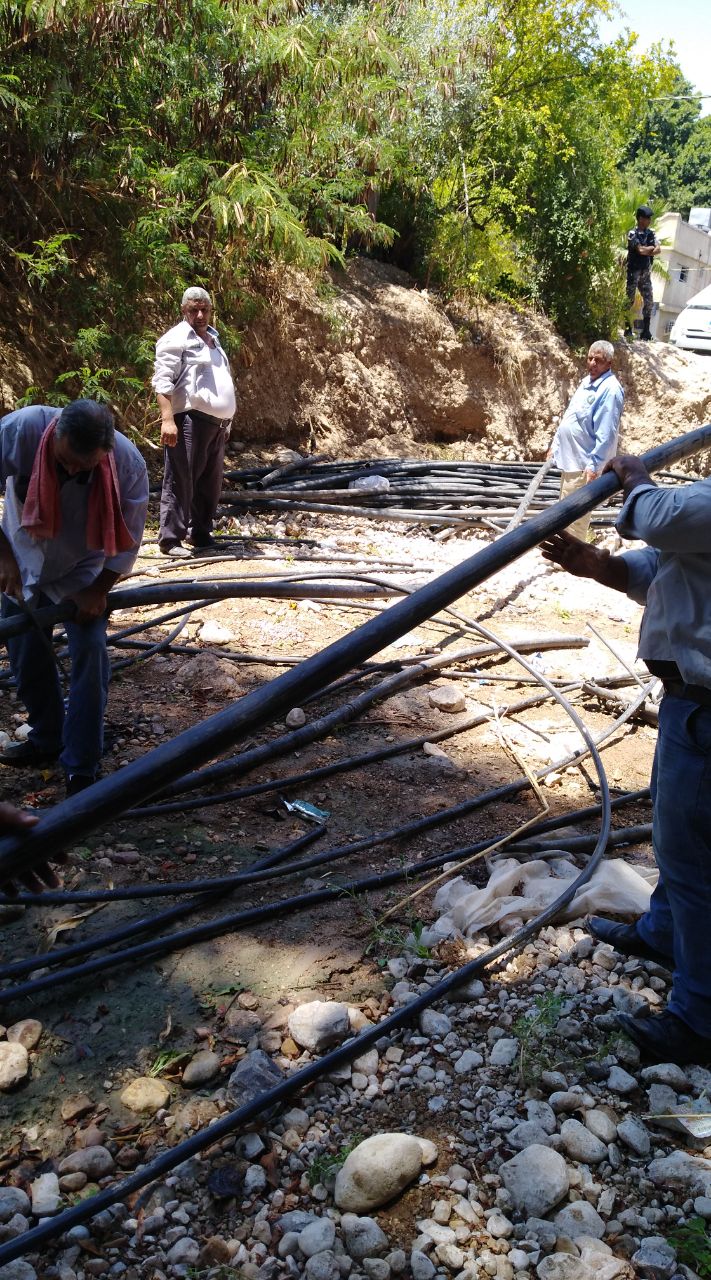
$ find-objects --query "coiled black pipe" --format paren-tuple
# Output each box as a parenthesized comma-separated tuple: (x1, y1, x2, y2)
(0, 425, 707, 887)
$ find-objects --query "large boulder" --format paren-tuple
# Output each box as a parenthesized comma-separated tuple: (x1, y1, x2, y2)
(334, 1133, 437, 1212)
(288, 1001, 350, 1054)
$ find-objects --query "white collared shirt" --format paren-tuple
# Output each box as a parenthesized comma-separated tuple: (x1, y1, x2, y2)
(152, 319, 236, 420)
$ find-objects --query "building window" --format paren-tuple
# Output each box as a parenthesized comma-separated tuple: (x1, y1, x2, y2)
(665, 320, 674, 333)
(678, 265, 689, 282)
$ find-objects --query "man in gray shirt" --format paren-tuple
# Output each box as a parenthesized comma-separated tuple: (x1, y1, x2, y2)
(0, 400, 148, 794)
(152, 286, 236, 557)
(542, 454, 711, 1065)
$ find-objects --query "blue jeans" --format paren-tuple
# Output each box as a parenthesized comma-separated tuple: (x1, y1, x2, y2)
(1, 592, 110, 778)
(636, 694, 711, 1036)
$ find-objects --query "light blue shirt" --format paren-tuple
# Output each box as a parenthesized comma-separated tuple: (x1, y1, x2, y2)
(618, 478, 711, 688)
(0, 405, 149, 605)
(551, 370, 624, 474)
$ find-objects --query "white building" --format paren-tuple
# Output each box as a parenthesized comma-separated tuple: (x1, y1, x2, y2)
(646, 210, 711, 341)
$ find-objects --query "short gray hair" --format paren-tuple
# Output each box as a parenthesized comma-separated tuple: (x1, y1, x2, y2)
(181, 286, 211, 306)
(589, 340, 614, 363)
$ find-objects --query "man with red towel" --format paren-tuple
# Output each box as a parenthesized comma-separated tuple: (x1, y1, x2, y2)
(0, 400, 148, 795)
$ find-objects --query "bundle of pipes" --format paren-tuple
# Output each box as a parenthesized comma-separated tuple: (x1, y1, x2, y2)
(218, 459, 696, 529)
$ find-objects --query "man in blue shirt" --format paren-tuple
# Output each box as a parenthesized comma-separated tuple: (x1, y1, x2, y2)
(548, 341, 625, 540)
(542, 455, 711, 1065)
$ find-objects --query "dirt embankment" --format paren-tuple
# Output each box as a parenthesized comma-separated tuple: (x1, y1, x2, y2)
(3, 259, 711, 463)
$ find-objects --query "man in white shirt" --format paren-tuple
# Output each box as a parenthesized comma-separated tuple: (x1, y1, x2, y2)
(548, 341, 625, 540)
(152, 286, 236, 557)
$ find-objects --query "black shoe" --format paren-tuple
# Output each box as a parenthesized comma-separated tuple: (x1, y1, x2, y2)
(640, 329, 653, 341)
(0, 740, 59, 768)
(65, 773, 96, 797)
(585, 915, 673, 969)
(616, 1010, 711, 1065)
(190, 537, 219, 552)
(160, 543, 191, 559)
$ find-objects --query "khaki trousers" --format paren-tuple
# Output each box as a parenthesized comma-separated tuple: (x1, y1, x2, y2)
(559, 470, 592, 540)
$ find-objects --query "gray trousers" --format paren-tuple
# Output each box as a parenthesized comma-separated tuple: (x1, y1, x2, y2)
(159, 410, 227, 549)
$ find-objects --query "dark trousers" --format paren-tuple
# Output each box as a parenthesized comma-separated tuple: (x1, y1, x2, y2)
(637, 695, 711, 1036)
(1, 592, 109, 778)
(627, 268, 654, 325)
(159, 410, 226, 549)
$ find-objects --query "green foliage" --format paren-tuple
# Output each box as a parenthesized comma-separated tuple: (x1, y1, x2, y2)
(668, 1216, 711, 1278)
(307, 1134, 363, 1187)
(512, 992, 565, 1084)
(0, 0, 691, 374)
(620, 69, 711, 216)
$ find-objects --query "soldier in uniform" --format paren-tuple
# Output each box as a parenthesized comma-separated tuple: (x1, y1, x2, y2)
(626, 204, 660, 341)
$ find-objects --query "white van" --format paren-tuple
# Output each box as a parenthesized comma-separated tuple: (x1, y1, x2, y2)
(670, 283, 711, 353)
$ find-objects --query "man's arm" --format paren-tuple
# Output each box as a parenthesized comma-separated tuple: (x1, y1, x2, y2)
(540, 530, 629, 593)
(157, 392, 178, 448)
(0, 527, 22, 599)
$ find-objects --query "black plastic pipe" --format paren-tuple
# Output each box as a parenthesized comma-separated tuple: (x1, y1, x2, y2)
(0, 425, 707, 887)
(0, 796, 616, 1267)
(0, 827, 324, 982)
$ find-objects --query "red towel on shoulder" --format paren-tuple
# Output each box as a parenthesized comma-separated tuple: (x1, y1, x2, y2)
(20, 418, 135, 557)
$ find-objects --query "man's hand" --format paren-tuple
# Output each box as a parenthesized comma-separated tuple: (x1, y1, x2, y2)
(541, 531, 602, 578)
(71, 584, 108, 624)
(603, 454, 654, 499)
(0, 803, 67, 896)
(161, 419, 178, 448)
(0, 550, 22, 599)
(541, 530, 629, 594)
(583, 468, 598, 484)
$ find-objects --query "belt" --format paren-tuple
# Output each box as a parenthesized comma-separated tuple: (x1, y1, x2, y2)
(660, 680, 711, 709)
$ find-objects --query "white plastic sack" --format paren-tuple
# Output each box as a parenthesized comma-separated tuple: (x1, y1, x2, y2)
(349, 474, 390, 493)
(432, 855, 657, 941)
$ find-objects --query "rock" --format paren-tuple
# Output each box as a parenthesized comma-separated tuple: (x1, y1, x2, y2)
(429, 684, 466, 713)
(559, 1119, 607, 1164)
(452, 976, 486, 1001)
(0, 1214, 29, 1240)
(640, 1063, 689, 1090)
(488, 1212, 514, 1238)
(298, 1218, 336, 1257)
(553, 1202, 605, 1241)
(454, 1049, 484, 1073)
(60, 1094, 94, 1123)
(30, 1172, 60, 1217)
(335, 1133, 436, 1212)
(500, 1145, 570, 1218)
(508, 1121, 553, 1151)
(648, 1152, 711, 1195)
(288, 1001, 350, 1053)
(0, 1043, 29, 1090)
(304, 1251, 340, 1280)
(537, 1258, 595, 1280)
(341, 1214, 390, 1260)
(418, 1009, 451, 1038)
(606, 1066, 638, 1095)
(166, 1237, 200, 1265)
(0, 1189, 31, 1223)
(198, 620, 235, 645)
(583, 1107, 618, 1144)
(244, 1164, 267, 1195)
(120, 1076, 169, 1113)
(0, 1263, 38, 1279)
(181, 1049, 221, 1087)
(616, 1116, 651, 1156)
(177, 653, 239, 697)
(286, 707, 307, 728)
(363, 1260, 390, 1280)
(59, 1173, 87, 1192)
(282, 1107, 310, 1134)
(226, 1049, 285, 1108)
(6, 1020, 42, 1051)
(411, 1252, 436, 1280)
(490, 1038, 520, 1067)
(58, 1146, 115, 1179)
(631, 1237, 677, 1280)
